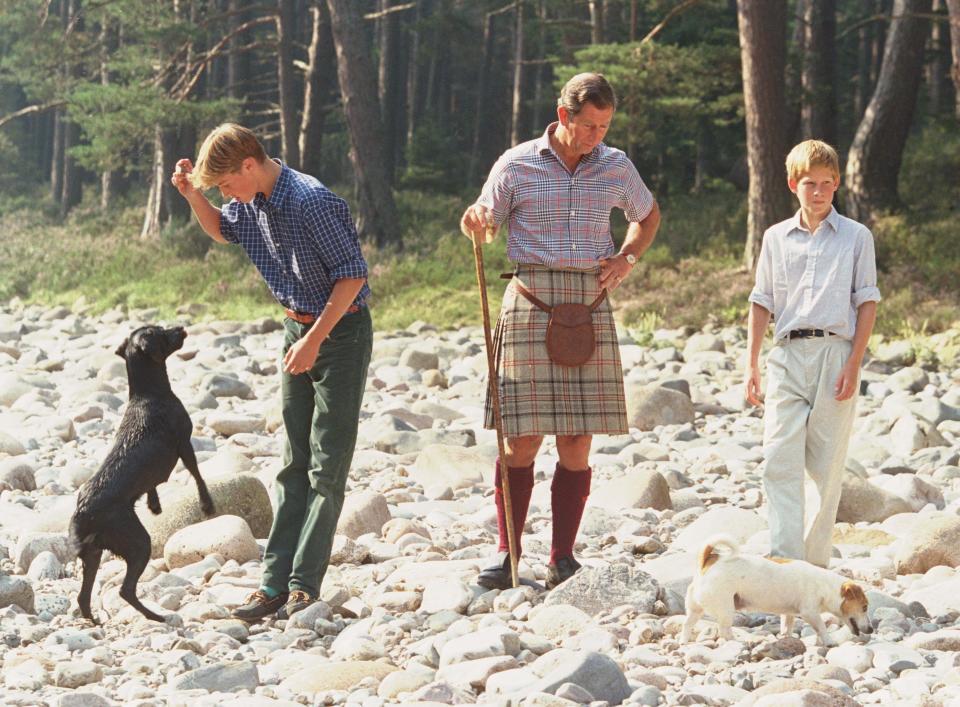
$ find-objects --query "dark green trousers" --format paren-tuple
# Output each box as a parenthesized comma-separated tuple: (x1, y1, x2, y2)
(261, 307, 372, 597)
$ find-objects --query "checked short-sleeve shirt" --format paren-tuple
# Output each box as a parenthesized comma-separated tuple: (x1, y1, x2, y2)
(219, 161, 370, 315)
(476, 122, 655, 269)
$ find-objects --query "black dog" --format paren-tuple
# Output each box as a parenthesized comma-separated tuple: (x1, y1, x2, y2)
(70, 325, 215, 623)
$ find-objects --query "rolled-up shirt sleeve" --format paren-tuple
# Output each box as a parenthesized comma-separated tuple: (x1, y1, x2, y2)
(616, 156, 654, 223)
(219, 200, 243, 244)
(475, 155, 514, 229)
(748, 229, 775, 313)
(303, 193, 368, 281)
(852, 227, 881, 308)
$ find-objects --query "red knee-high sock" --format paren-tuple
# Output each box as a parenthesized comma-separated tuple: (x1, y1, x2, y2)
(550, 464, 592, 564)
(495, 458, 535, 555)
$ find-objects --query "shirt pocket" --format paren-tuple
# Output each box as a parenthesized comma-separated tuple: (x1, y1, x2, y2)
(822, 245, 855, 295)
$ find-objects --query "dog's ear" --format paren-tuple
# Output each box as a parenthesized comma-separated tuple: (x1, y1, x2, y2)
(115, 338, 128, 359)
(840, 582, 865, 602)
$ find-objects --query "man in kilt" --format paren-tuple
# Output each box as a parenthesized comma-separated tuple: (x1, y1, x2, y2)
(460, 73, 661, 589)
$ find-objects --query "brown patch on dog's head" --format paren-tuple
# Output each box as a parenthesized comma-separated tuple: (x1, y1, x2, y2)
(766, 556, 793, 564)
(699, 543, 719, 574)
(839, 581, 872, 636)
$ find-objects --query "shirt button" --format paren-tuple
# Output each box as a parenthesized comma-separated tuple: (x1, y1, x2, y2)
(569, 210, 576, 216)
(572, 245, 578, 250)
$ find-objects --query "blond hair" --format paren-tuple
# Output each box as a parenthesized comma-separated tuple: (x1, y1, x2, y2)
(191, 123, 267, 189)
(785, 139, 840, 183)
(558, 72, 616, 116)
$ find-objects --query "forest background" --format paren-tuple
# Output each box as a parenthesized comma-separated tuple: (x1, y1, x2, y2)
(0, 0, 958, 348)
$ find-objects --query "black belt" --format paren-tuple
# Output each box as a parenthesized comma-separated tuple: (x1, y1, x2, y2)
(788, 329, 835, 339)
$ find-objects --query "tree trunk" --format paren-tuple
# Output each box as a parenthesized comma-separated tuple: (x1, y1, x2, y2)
(926, 0, 944, 114)
(855, 13, 871, 120)
(946, 0, 960, 118)
(141, 127, 165, 239)
(510, 0, 524, 145)
(468, 11, 495, 186)
(588, 0, 604, 43)
(531, 0, 547, 130)
(800, 0, 837, 144)
(846, 0, 932, 224)
(405, 0, 423, 147)
(629, 0, 638, 41)
(60, 0, 84, 217)
(60, 116, 82, 217)
(100, 21, 118, 211)
(50, 110, 64, 204)
(300, 1, 336, 178)
(377, 0, 403, 183)
(277, 0, 301, 169)
(737, 0, 792, 270)
(326, 0, 403, 249)
(784, 0, 806, 147)
(226, 0, 252, 101)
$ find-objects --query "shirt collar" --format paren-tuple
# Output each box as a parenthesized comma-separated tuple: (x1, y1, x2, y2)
(537, 122, 601, 162)
(254, 159, 290, 211)
(790, 205, 839, 234)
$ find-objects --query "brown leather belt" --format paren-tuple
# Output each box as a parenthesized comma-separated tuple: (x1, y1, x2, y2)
(284, 305, 360, 324)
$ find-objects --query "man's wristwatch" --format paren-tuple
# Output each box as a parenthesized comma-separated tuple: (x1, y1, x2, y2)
(620, 252, 637, 266)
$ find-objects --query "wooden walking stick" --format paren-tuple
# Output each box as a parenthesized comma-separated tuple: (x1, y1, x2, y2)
(468, 222, 520, 589)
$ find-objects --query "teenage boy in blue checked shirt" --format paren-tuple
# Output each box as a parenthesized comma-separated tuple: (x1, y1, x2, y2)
(171, 123, 373, 621)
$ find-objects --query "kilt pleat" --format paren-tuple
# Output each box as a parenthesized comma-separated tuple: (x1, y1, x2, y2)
(483, 264, 628, 436)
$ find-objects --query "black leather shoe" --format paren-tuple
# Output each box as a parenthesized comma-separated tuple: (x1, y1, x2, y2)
(546, 556, 582, 589)
(477, 551, 513, 590)
(232, 590, 288, 622)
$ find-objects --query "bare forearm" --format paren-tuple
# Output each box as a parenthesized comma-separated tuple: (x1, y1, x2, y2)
(621, 202, 660, 259)
(185, 192, 227, 244)
(849, 301, 877, 365)
(747, 302, 772, 366)
(304, 278, 366, 344)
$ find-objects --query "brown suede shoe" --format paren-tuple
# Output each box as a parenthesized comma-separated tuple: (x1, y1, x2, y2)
(277, 589, 316, 620)
(232, 590, 288, 622)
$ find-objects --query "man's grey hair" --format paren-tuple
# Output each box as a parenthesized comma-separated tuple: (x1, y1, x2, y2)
(558, 73, 617, 115)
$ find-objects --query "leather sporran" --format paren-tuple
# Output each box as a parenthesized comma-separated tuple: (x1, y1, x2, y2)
(513, 280, 606, 367)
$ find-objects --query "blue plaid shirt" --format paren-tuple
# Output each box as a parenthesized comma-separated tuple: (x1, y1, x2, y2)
(219, 162, 370, 315)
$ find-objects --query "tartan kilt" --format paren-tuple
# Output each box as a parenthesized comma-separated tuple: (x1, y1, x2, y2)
(483, 264, 628, 437)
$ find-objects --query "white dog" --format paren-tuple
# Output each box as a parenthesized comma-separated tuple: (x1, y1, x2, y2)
(681, 535, 872, 646)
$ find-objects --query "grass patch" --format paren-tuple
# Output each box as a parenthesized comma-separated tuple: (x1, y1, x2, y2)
(1, 180, 957, 341)
(0, 204, 277, 320)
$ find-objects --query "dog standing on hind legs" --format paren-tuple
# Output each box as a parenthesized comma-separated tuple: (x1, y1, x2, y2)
(681, 535, 873, 647)
(70, 325, 215, 624)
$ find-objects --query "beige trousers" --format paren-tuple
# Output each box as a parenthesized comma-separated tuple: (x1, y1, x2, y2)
(762, 336, 858, 567)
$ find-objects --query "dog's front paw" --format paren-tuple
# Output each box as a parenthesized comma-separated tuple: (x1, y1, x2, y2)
(201, 496, 215, 517)
(147, 488, 162, 514)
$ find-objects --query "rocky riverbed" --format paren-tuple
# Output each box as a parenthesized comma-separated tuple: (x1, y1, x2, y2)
(1, 300, 960, 707)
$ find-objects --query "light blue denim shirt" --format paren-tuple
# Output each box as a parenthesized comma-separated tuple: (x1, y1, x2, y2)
(749, 207, 881, 341)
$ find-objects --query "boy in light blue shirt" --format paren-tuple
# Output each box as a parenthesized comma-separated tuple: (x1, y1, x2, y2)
(745, 139, 880, 567)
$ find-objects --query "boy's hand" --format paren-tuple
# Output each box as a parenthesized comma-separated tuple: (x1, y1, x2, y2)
(171, 158, 198, 198)
(283, 336, 321, 376)
(834, 359, 860, 401)
(744, 363, 764, 406)
(460, 204, 496, 244)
